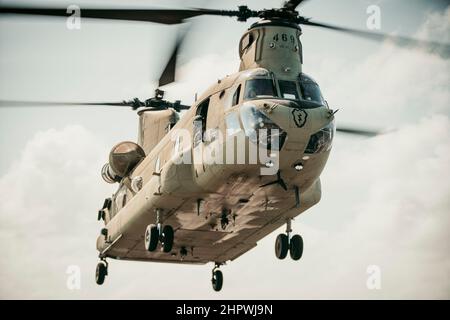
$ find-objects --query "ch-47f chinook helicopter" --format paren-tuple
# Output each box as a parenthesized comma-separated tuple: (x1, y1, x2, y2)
(1, 1, 448, 292)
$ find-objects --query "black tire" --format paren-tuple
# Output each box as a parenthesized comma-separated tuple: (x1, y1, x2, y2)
(289, 234, 304, 261)
(162, 225, 174, 253)
(95, 262, 107, 285)
(144, 224, 159, 252)
(212, 270, 223, 292)
(275, 233, 289, 259)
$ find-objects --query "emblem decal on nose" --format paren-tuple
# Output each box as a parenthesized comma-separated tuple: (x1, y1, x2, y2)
(292, 109, 308, 128)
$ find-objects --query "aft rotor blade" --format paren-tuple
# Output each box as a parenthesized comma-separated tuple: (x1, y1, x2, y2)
(0, 100, 140, 108)
(300, 19, 450, 56)
(0, 6, 232, 25)
(336, 127, 380, 137)
(158, 25, 191, 87)
(283, 0, 308, 11)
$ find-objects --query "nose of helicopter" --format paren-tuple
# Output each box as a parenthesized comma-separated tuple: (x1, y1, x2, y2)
(237, 99, 335, 175)
(248, 98, 333, 136)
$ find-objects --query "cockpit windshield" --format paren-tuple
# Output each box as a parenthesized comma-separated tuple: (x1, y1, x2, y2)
(244, 79, 276, 100)
(298, 74, 324, 104)
(278, 80, 300, 100)
(242, 73, 325, 105)
(299, 82, 324, 104)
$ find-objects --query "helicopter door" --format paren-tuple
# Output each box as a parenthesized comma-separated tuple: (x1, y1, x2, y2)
(193, 98, 210, 175)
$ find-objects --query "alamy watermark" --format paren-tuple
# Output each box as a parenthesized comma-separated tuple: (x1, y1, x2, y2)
(170, 123, 281, 175)
(366, 265, 381, 290)
(66, 5, 81, 30)
(66, 265, 81, 290)
(366, 5, 381, 30)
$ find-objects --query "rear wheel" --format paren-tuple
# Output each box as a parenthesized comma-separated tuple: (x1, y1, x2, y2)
(275, 234, 289, 259)
(95, 262, 107, 285)
(162, 225, 174, 253)
(144, 224, 159, 252)
(211, 269, 223, 292)
(289, 234, 303, 261)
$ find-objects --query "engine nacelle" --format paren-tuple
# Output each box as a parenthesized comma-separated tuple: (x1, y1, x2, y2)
(101, 141, 145, 184)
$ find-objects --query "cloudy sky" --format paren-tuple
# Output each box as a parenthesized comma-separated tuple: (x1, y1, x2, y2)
(0, 0, 449, 299)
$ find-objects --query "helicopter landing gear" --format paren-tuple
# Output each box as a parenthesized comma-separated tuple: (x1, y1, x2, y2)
(211, 263, 223, 292)
(161, 225, 174, 253)
(275, 218, 303, 260)
(144, 224, 159, 252)
(275, 233, 289, 259)
(144, 209, 174, 253)
(289, 234, 303, 260)
(95, 259, 108, 285)
(144, 224, 174, 252)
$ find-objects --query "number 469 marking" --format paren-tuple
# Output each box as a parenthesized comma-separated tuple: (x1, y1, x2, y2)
(273, 33, 295, 44)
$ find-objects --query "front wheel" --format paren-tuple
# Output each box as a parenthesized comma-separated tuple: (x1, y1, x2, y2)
(275, 234, 289, 259)
(95, 262, 107, 285)
(212, 269, 223, 292)
(289, 234, 303, 261)
(162, 225, 174, 253)
(144, 224, 159, 252)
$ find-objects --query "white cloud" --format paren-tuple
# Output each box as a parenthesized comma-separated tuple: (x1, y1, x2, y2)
(299, 115, 450, 299)
(306, 8, 450, 128)
(164, 49, 239, 104)
(0, 125, 111, 298)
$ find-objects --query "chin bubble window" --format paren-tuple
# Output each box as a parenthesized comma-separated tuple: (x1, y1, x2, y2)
(240, 104, 287, 150)
(304, 122, 335, 154)
(243, 79, 276, 100)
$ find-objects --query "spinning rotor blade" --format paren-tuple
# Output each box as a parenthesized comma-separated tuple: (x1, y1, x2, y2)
(158, 25, 191, 87)
(0, 6, 258, 24)
(283, 0, 308, 11)
(0, 99, 143, 108)
(300, 19, 450, 55)
(0, 7, 222, 25)
(336, 127, 380, 137)
(0, 98, 191, 111)
(159, 41, 179, 87)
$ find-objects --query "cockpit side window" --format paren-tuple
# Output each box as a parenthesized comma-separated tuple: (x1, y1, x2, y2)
(299, 79, 324, 104)
(232, 85, 241, 106)
(243, 79, 276, 100)
(278, 80, 300, 100)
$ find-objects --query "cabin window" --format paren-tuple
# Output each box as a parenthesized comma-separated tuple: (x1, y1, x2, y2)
(193, 98, 210, 147)
(278, 80, 300, 100)
(243, 79, 276, 100)
(232, 85, 241, 106)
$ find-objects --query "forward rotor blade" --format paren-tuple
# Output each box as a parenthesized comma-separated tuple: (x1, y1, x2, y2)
(283, 0, 308, 11)
(300, 19, 450, 56)
(336, 127, 380, 137)
(0, 6, 227, 25)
